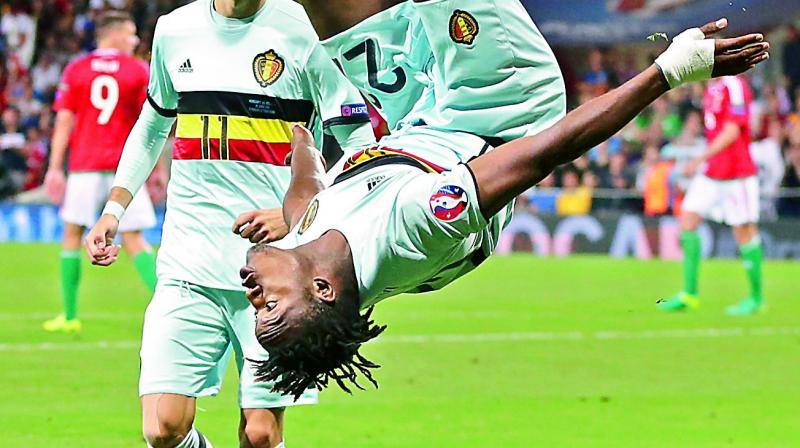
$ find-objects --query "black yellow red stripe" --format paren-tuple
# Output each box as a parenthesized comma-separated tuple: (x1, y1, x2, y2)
(177, 91, 314, 122)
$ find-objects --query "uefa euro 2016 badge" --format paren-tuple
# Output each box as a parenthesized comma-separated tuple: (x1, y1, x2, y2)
(449, 10, 479, 45)
(429, 185, 468, 222)
(253, 50, 285, 87)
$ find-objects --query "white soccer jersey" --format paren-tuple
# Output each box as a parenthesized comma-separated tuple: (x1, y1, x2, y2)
(148, 0, 375, 290)
(273, 129, 512, 308)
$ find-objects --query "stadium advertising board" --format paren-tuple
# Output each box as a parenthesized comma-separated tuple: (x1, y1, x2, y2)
(499, 213, 800, 260)
(2, 204, 799, 260)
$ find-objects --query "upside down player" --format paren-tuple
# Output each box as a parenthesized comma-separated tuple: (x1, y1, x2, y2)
(240, 20, 770, 399)
(234, 0, 567, 267)
(658, 74, 764, 315)
(43, 11, 163, 334)
(84, 0, 375, 447)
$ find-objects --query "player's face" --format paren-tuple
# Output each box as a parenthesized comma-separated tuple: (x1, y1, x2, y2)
(117, 21, 140, 55)
(241, 247, 314, 348)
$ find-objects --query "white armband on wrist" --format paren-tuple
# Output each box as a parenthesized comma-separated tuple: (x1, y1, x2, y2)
(655, 28, 715, 89)
(101, 201, 126, 221)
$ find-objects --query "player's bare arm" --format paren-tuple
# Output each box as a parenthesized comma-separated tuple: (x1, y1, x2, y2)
(298, 0, 404, 40)
(683, 121, 741, 177)
(232, 126, 327, 244)
(469, 20, 769, 217)
(43, 110, 76, 204)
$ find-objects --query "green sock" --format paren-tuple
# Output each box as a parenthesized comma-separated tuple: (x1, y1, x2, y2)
(133, 250, 158, 292)
(740, 236, 763, 303)
(61, 250, 81, 321)
(681, 231, 701, 295)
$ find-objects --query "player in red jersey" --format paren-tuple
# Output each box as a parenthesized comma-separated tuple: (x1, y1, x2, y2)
(659, 75, 764, 315)
(43, 11, 164, 333)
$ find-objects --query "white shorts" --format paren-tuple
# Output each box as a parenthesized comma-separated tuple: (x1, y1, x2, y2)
(60, 172, 156, 232)
(683, 175, 759, 226)
(139, 279, 318, 408)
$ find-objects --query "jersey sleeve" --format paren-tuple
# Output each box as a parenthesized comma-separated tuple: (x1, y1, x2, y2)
(53, 62, 78, 113)
(301, 40, 375, 152)
(147, 18, 178, 117)
(395, 165, 488, 249)
(720, 81, 749, 128)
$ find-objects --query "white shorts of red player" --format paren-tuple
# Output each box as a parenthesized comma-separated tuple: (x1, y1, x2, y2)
(61, 172, 157, 232)
(683, 175, 759, 226)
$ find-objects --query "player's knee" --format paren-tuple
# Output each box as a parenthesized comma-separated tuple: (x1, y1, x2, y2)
(680, 211, 701, 231)
(121, 231, 150, 255)
(143, 416, 192, 448)
(241, 410, 283, 448)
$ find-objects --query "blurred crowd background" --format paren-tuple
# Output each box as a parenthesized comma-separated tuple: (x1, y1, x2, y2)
(0, 0, 799, 219)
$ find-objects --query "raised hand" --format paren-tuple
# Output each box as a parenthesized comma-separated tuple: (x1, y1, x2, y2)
(698, 18, 770, 77)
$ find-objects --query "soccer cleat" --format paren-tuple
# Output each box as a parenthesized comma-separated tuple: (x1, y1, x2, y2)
(43, 315, 82, 334)
(725, 297, 764, 316)
(657, 292, 700, 312)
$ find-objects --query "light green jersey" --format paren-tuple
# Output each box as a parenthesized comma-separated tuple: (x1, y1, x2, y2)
(274, 128, 512, 308)
(322, 0, 566, 142)
(149, 0, 374, 290)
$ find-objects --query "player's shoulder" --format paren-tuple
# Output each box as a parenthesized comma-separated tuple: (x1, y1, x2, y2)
(154, 0, 209, 36)
(266, 0, 318, 41)
(719, 76, 751, 104)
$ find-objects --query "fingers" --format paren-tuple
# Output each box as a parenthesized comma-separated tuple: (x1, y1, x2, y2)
(700, 18, 728, 38)
(716, 33, 764, 54)
(713, 42, 770, 77)
(290, 124, 316, 152)
(233, 211, 257, 234)
(245, 285, 264, 306)
(88, 243, 120, 266)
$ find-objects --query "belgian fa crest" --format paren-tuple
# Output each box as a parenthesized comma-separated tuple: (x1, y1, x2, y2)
(253, 50, 285, 87)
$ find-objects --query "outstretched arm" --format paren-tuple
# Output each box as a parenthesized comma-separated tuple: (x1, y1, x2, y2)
(469, 19, 769, 217)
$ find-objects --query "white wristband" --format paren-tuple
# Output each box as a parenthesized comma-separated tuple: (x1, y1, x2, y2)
(654, 27, 715, 89)
(101, 201, 126, 221)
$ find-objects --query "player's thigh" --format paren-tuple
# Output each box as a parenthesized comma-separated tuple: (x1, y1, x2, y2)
(683, 175, 724, 221)
(413, 0, 566, 136)
(141, 393, 196, 442)
(220, 290, 319, 409)
(60, 172, 106, 228)
(118, 186, 158, 233)
(722, 176, 760, 228)
(140, 280, 232, 400)
(239, 408, 285, 448)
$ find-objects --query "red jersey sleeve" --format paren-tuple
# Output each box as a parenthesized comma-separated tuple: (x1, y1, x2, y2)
(719, 80, 749, 128)
(53, 61, 78, 112)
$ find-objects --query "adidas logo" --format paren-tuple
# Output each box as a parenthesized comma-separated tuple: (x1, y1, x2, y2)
(366, 175, 386, 191)
(178, 59, 193, 73)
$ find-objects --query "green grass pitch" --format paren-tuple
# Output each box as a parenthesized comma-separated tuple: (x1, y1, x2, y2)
(1, 244, 798, 447)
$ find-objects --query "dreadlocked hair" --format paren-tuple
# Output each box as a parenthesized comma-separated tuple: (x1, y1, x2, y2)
(252, 303, 387, 400)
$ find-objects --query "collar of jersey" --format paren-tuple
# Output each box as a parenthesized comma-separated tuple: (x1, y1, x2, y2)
(208, 0, 274, 30)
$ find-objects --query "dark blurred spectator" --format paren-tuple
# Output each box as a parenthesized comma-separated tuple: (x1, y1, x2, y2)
(0, 107, 27, 194)
(779, 128, 800, 216)
(31, 53, 62, 98)
(637, 145, 673, 216)
(22, 126, 47, 191)
(556, 169, 592, 216)
(525, 173, 559, 215)
(783, 25, 800, 105)
(1, 1, 37, 69)
(580, 49, 610, 97)
(598, 153, 635, 189)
